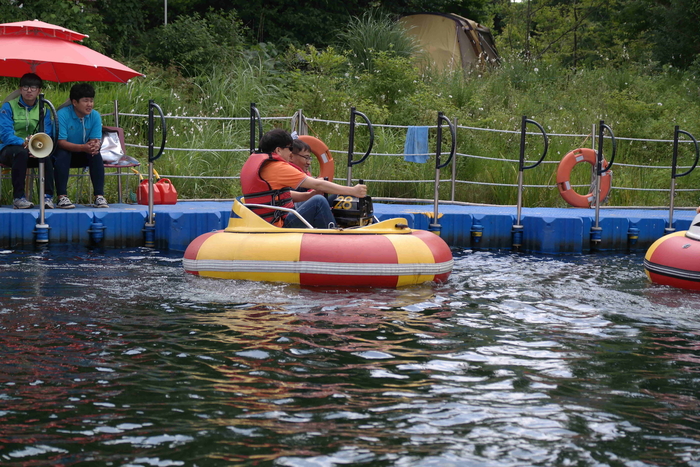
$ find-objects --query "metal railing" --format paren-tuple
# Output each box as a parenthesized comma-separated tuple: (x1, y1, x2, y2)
(106, 102, 700, 206)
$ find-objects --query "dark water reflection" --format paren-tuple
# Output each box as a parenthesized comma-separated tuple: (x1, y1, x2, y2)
(1, 247, 700, 466)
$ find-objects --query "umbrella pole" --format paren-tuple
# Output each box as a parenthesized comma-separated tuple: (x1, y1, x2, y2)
(38, 161, 45, 224)
(34, 159, 49, 243)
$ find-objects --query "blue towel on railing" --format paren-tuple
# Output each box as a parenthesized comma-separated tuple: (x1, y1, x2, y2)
(404, 126, 429, 163)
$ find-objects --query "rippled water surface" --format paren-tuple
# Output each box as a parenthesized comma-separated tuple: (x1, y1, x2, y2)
(1, 247, 700, 466)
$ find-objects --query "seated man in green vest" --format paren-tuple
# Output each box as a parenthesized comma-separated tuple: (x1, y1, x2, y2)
(0, 73, 55, 209)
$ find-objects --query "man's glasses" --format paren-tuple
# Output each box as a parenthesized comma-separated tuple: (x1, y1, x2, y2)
(293, 153, 312, 161)
(21, 86, 39, 92)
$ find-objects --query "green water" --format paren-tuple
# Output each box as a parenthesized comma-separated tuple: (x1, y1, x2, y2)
(1, 247, 699, 466)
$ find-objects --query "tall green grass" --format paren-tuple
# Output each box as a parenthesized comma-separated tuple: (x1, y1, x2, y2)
(2, 53, 699, 207)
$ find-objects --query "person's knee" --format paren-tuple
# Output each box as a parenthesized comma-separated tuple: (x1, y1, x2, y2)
(309, 195, 328, 208)
(52, 149, 71, 165)
(12, 147, 30, 160)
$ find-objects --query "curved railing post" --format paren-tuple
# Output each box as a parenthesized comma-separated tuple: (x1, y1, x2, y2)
(666, 126, 700, 233)
(144, 100, 167, 248)
(33, 95, 58, 243)
(249, 103, 262, 154)
(346, 107, 375, 186)
(451, 117, 458, 202)
(430, 112, 456, 236)
(591, 120, 617, 249)
(512, 116, 549, 248)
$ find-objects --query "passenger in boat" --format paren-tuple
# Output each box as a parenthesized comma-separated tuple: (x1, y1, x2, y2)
(0, 73, 55, 209)
(290, 138, 313, 176)
(241, 128, 366, 228)
(289, 138, 331, 208)
(53, 83, 108, 209)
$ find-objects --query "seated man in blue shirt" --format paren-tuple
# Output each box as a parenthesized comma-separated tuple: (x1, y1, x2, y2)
(53, 83, 107, 208)
(0, 73, 55, 209)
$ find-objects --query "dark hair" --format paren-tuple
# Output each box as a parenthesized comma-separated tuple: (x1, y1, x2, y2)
(19, 73, 42, 89)
(69, 83, 95, 102)
(258, 128, 293, 154)
(292, 139, 311, 154)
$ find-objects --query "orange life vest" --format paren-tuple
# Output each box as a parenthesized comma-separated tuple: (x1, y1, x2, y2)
(240, 153, 295, 225)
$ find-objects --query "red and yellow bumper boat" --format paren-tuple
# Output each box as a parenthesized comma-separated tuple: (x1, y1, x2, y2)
(644, 214, 700, 291)
(183, 199, 453, 288)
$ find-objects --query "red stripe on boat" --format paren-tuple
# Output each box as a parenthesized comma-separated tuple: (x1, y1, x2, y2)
(299, 234, 400, 287)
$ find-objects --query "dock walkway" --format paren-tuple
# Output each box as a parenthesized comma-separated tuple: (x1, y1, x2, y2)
(0, 201, 694, 254)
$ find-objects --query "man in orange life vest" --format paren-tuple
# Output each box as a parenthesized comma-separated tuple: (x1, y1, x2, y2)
(240, 129, 366, 228)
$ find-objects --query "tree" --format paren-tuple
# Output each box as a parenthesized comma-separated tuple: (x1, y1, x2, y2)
(493, 0, 700, 70)
(648, 0, 700, 68)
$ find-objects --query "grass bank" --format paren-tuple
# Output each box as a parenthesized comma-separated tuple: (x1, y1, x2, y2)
(2, 55, 699, 207)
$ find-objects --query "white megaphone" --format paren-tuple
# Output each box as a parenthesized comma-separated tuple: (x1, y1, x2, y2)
(27, 132, 53, 158)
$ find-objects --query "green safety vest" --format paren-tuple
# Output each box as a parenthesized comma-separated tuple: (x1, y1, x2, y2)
(8, 97, 40, 140)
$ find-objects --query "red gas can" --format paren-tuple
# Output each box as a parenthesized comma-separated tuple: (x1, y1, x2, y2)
(137, 178, 177, 205)
(157, 179, 178, 204)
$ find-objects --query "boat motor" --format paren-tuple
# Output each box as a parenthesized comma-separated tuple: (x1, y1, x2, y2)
(331, 195, 374, 228)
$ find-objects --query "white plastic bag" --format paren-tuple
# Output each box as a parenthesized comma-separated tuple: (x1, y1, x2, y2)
(100, 131, 123, 163)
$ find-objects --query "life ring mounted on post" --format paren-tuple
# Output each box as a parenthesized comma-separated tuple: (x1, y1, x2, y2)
(297, 135, 335, 181)
(556, 147, 612, 208)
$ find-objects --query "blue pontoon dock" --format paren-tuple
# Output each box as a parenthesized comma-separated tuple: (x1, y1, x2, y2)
(0, 201, 694, 254)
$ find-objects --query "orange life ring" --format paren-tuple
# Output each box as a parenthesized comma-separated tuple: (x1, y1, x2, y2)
(556, 148, 612, 208)
(297, 135, 335, 181)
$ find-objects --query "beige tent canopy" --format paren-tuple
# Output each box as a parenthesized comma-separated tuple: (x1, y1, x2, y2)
(399, 13, 500, 73)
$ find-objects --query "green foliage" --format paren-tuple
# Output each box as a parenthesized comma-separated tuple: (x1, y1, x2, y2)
(283, 45, 348, 76)
(354, 52, 422, 115)
(647, 0, 700, 69)
(493, 0, 700, 70)
(336, 10, 419, 73)
(1, 50, 697, 206)
(145, 10, 245, 76)
(96, 0, 149, 56)
(1, 2, 700, 206)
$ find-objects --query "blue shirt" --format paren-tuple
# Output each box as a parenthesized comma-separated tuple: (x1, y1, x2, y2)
(0, 96, 54, 152)
(57, 105, 102, 145)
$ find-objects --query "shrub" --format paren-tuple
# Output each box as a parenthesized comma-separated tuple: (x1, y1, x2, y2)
(336, 10, 418, 73)
(146, 10, 245, 76)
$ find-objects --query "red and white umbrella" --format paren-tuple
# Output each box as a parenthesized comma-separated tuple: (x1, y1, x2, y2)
(0, 19, 143, 83)
(0, 19, 87, 42)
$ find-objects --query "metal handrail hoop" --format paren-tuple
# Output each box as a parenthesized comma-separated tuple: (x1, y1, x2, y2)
(144, 100, 167, 247)
(431, 112, 457, 234)
(346, 107, 375, 186)
(515, 115, 549, 226)
(242, 203, 314, 229)
(511, 116, 548, 248)
(249, 103, 263, 154)
(666, 126, 700, 233)
(591, 120, 617, 247)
